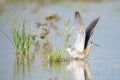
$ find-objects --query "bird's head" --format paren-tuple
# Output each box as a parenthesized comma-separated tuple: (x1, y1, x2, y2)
(88, 41, 100, 47)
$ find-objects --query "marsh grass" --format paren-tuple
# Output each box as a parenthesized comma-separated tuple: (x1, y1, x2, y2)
(0, 17, 33, 70)
(0, 17, 73, 63)
(49, 48, 61, 62)
(11, 18, 32, 80)
(63, 20, 74, 43)
(12, 19, 73, 62)
(0, 17, 32, 55)
(47, 20, 73, 62)
(10, 18, 32, 55)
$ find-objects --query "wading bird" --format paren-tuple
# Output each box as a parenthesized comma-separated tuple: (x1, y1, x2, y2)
(65, 11, 100, 59)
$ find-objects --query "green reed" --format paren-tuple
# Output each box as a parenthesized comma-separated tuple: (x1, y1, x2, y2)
(0, 17, 32, 55)
(0, 18, 32, 80)
(49, 47, 65, 62)
(10, 18, 32, 55)
(0, 17, 73, 63)
(48, 20, 73, 62)
(63, 20, 74, 43)
(12, 18, 32, 80)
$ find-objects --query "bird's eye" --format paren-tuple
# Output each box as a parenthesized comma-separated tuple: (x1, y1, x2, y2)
(90, 42, 93, 44)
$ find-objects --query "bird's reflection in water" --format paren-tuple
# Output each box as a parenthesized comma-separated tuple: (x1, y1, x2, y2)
(67, 59, 92, 80)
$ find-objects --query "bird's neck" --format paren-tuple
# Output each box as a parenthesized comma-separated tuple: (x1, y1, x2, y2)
(84, 44, 91, 54)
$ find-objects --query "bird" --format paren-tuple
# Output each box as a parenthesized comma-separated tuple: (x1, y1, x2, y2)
(65, 11, 100, 59)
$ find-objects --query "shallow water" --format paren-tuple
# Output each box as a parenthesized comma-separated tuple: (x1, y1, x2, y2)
(0, 0, 120, 80)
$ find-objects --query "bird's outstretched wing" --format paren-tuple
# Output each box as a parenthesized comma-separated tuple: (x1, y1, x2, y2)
(73, 11, 86, 51)
(84, 17, 100, 49)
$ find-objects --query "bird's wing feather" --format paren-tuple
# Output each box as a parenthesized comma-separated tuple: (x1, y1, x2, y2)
(84, 17, 100, 49)
(73, 11, 86, 51)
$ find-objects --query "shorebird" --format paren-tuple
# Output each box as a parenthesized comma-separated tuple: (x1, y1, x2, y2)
(65, 11, 100, 59)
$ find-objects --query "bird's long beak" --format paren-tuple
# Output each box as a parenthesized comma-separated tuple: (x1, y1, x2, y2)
(94, 43, 100, 47)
